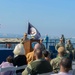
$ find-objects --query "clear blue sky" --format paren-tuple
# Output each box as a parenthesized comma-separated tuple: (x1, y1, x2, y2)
(0, 0, 75, 38)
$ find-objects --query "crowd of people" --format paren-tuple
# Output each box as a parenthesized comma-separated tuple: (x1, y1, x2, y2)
(55, 35, 75, 60)
(0, 33, 74, 75)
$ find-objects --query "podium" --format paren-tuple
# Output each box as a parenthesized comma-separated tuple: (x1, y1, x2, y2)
(24, 39, 40, 54)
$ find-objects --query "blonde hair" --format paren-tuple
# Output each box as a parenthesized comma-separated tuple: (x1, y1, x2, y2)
(58, 47, 65, 53)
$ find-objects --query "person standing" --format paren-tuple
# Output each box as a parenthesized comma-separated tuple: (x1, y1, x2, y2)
(23, 33, 29, 42)
(61, 34, 65, 44)
(44, 34, 49, 49)
(39, 38, 46, 52)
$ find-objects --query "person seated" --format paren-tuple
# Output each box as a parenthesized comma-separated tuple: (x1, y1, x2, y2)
(13, 41, 27, 74)
(0, 56, 14, 75)
(55, 39, 65, 51)
(22, 49, 53, 75)
(43, 50, 51, 62)
(26, 43, 42, 64)
(65, 39, 74, 60)
(50, 47, 69, 73)
(51, 57, 72, 75)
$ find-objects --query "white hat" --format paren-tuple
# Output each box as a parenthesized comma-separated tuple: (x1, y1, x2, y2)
(13, 43, 25, 55)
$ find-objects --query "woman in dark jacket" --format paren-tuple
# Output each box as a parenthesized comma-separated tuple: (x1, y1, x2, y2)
(13, 41, 27, 74)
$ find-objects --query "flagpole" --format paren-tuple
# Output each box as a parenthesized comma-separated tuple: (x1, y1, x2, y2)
(27, 21, 31, 39)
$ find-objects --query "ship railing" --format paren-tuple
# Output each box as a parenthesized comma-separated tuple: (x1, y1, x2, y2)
(0, 65, 27, 75)
(0, 65, 54, 75)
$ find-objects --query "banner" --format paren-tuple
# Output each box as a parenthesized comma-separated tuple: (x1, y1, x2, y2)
(28, 22, 41, 39)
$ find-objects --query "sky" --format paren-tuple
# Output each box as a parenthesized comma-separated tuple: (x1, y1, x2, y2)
(0, 0, 75, 38)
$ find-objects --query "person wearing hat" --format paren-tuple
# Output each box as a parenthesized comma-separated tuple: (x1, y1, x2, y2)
(23, 33, 29, 42)
(50, 47, 68, 73)
(13, 42, 27, 74)
(55, 39, 65, 51)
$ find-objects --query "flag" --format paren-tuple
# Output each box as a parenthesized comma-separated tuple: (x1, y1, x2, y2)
(28, 22, 41, 39)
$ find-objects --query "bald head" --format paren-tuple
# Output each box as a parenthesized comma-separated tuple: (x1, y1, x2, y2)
(35, 49, 42, 59)
(34, 43, 41, 51)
